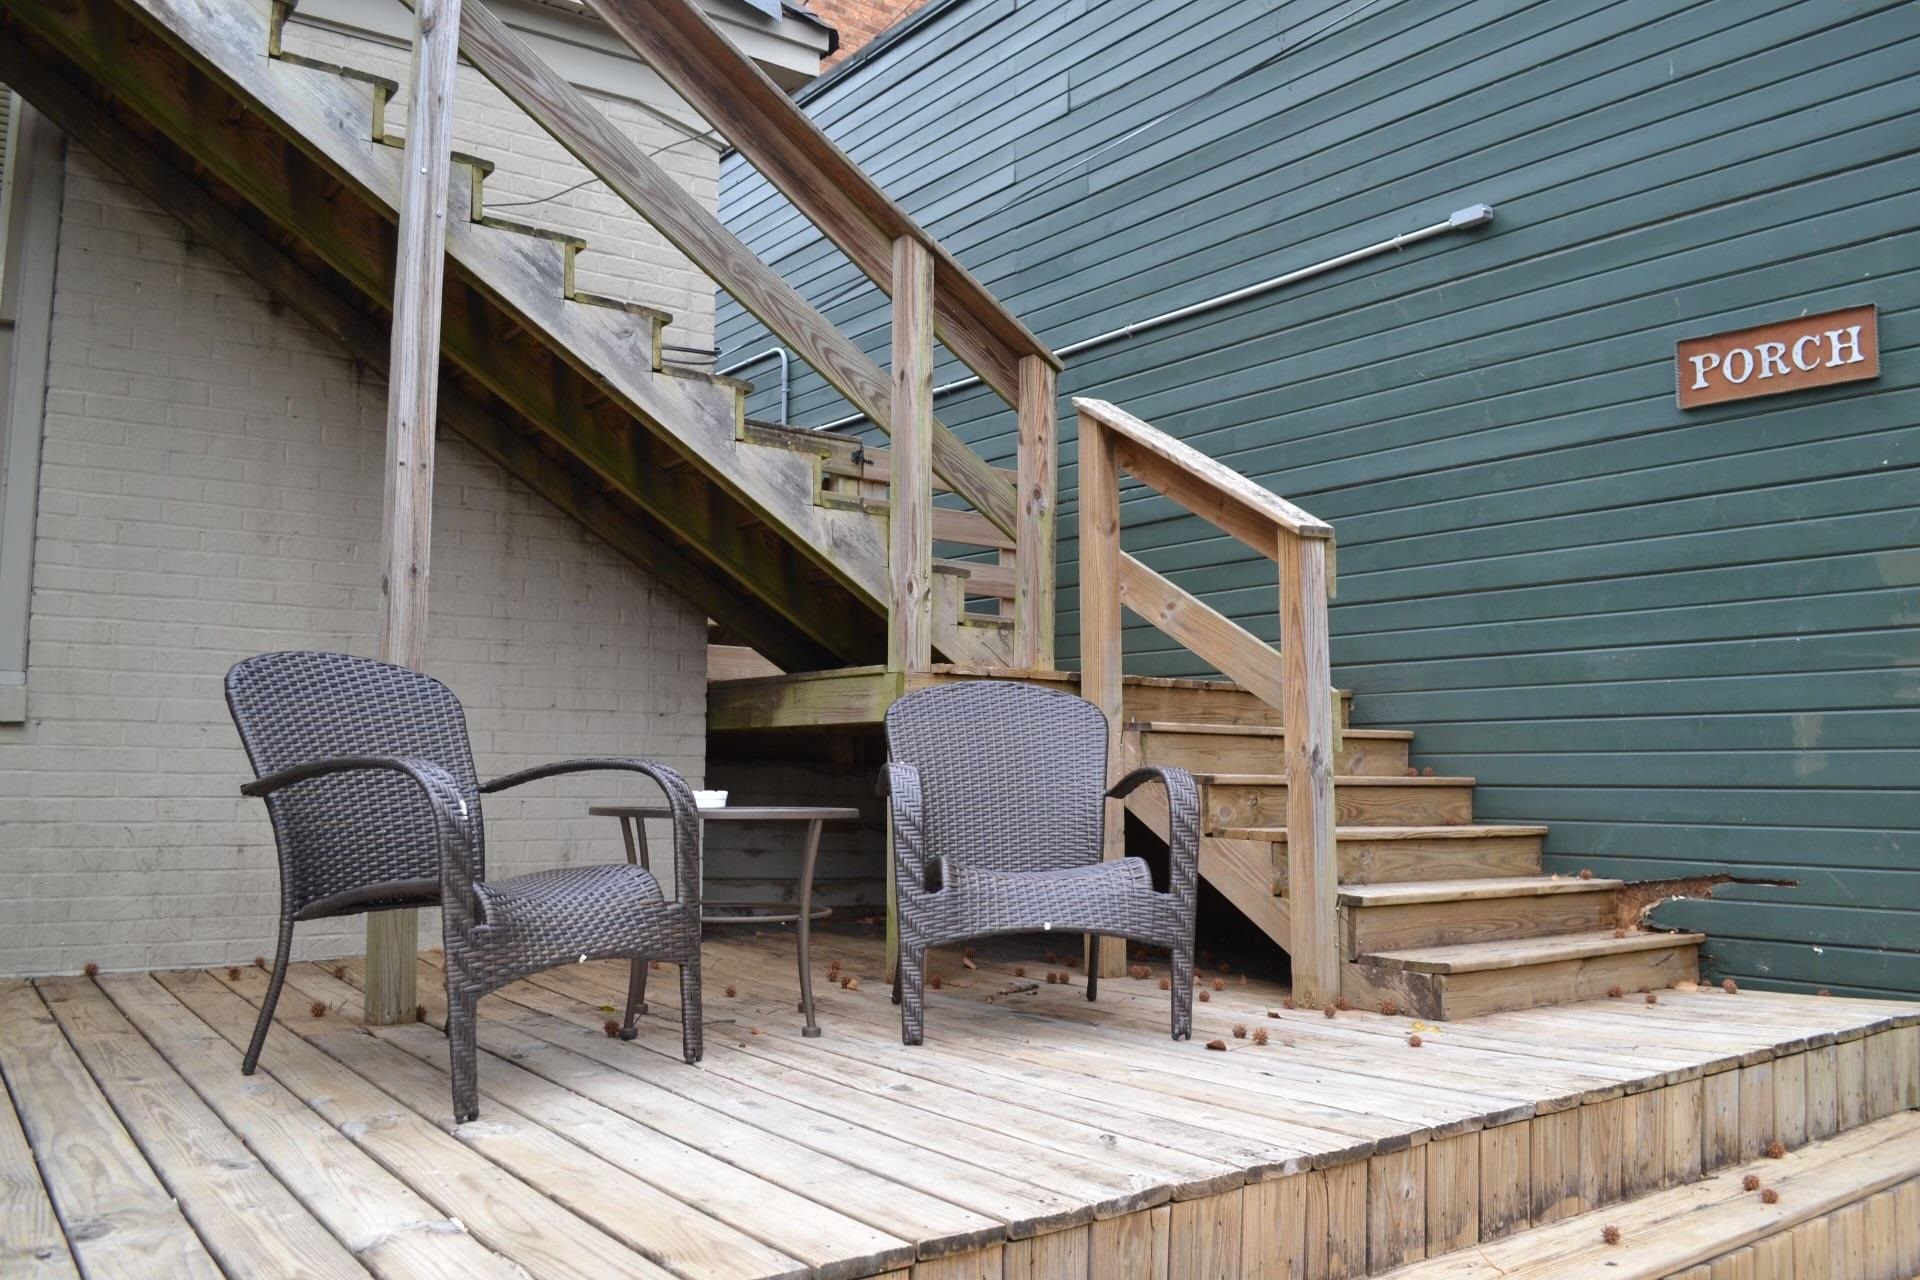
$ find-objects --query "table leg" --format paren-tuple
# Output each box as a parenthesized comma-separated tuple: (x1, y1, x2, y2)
(797, 817, 823, 1037)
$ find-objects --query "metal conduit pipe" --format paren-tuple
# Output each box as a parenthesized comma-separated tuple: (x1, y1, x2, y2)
(805, 203, 1494, 432)
(716, 345, 791, 423)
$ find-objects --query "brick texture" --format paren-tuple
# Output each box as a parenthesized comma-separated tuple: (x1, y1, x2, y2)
(812, 0, 940, 67)
(0, 99, 710, 976)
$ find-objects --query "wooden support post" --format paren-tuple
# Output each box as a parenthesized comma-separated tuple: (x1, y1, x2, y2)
(1077, 408, 1127, 978)
(1279, 530, 1338, 1007)
(365, 0, 463, 1026)
(887, 236, 934, 674)
(1013, 355, 1057, 670)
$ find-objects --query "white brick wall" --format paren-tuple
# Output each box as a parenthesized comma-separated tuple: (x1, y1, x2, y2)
(289, 18, 722, 357)
(0, 136, 709, 977)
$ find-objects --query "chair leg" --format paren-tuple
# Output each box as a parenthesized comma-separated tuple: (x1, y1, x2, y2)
(1084, 934, 1099, 1002)
(446, 982, 481, 1123)
(898, 940, 926, 1046)
(242, 917, 295, 1075)
(678, 954, 704, 1065)
(620, 956, 648, 1040)
(1168, 939, 1195, 1041)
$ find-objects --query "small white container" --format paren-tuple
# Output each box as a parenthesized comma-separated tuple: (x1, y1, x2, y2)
(693, 789, 729, 810)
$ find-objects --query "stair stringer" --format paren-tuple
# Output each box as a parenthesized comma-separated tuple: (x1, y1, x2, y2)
(1118, 732, 1293, 952)
(58, 0, 892, 615)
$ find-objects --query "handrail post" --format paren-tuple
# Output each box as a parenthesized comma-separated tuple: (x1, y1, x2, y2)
(1076, 407, 1126, 978)
(366, 0, 463, 1027)
(1279, 530, 1339, 1007)
(1013, 355, 1057, 670)
(888, 236, 935, 673)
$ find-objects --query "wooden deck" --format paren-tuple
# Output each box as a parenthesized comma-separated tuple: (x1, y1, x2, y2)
(2, 928, 1916, 1280)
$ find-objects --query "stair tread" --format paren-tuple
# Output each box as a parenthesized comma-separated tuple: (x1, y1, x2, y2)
(1379, 1110, 1920, 1278)
(1196, 773, 1474, 786)
(1338, 876, 1624, 907)
(1221, 823, 1550, 842)
(1130, 721, 1413, 740)
(1365, 929, 1705, 974)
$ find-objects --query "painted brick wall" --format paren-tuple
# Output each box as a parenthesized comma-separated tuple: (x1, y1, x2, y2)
(0, 133, 709, 977)
(812, 0, 938, 66)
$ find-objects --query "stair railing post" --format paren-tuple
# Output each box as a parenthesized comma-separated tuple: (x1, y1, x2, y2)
(1013, 354, 1057, 670)
(883, 235, 934, 985)
(887, 236, 935, 675)
(1279, 529, 1339, 1007)
(1076, 407, 1127, 977)
(365, 0, 463, 1027)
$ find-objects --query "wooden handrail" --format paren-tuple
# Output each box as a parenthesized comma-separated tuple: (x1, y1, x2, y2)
(579, 0, 1060, 403)
(1074, 398, 1331, 546)
(1075, 399, 1340, 1005)
(450, 0, 1020, 538)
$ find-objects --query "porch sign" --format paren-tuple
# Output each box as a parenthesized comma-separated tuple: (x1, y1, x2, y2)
(1676, 304, 1878, 408)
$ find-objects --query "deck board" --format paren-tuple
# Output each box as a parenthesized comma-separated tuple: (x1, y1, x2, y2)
(0, 934, 1912, 1280)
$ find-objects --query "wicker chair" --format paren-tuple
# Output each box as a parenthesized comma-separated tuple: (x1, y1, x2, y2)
(225, 650, 702, 1121)
(882, 680, 1199, 1044)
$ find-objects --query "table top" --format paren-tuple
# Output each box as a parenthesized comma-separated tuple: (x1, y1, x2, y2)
(589, 804, 861, 822)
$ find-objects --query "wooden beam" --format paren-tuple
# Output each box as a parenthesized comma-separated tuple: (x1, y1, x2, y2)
(888, 236, 934, 674)
(1279, 531, 1338, 1008)
(448, 0, 1020, 539)
(577, 0, 1058, 401)
(0, 41, 837, 674)
(367, 0, 464, 1026)
(1077, 397, 1332, 551)
(1075, 408, 1126, 979)
(1115, 553, 1288, 714)
(1014, 355, 1057, 669)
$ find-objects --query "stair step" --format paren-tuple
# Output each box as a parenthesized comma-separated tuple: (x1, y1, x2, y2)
(1136, 721, 1413, 777)
(1378, 1111, 1920, 1279)
(1337, 875, 1623, 907)
(1199, 774, 1476, 829)
(1366, 928, 1705, 975)
(1341, 876, 1625, 958)
(1215, 824, 1549, 891)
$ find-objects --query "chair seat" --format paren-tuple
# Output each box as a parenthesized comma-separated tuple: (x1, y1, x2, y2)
(476, 863, 670, 935)
(937, 855, 1163, 936)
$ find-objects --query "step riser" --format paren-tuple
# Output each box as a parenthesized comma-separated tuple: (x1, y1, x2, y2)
(1205, 782, 1475, 830)
(1343, 889, 1618, 959)
(1296, 835, 1545, 889)
(1346, 943, 1700, 1020)
(1442, 945, 1700, 1020)
(1141, 732, 1410, 777)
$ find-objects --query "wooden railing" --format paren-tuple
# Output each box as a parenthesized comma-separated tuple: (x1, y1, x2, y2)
(1074, 398, 1340, 1005)
(452, 0, 1062, 672)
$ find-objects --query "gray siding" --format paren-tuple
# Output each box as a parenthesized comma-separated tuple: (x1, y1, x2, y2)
(718, 0, 1920, 997)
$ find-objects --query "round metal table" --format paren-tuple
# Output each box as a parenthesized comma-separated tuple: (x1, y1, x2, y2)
(589, 804, 859, 1037)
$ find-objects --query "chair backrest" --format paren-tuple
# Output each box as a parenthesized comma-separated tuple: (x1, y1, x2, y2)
(225, 650, 484, 917)
(884, 680, 1108, 874)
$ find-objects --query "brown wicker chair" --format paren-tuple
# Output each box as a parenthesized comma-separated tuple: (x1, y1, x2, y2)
(225, 650, 702, 1121)
(882, 679, 1199, 1044)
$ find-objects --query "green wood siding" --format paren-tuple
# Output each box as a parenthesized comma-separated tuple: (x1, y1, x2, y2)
(718, 0, 1920, 997)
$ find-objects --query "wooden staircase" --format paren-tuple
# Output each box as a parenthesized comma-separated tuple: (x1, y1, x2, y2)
(1119, 703, 1704, 1020)
(0, 0, 1039, 679)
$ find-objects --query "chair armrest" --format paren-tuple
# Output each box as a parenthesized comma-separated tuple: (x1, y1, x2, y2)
(241, 755, 479, 921)
(879, 761, 938, 893)
(1108, 765, 1200, 902)
(480, 758, 700, 910)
